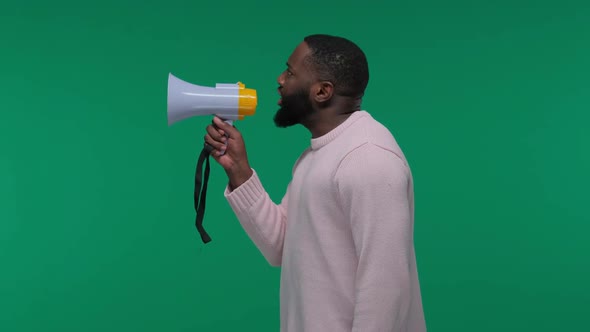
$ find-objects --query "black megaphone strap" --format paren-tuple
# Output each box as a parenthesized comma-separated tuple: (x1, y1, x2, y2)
(194, 144, 212, 243)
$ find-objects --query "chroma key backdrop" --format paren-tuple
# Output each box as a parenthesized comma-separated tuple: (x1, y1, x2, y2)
(1, 0, 588, 331)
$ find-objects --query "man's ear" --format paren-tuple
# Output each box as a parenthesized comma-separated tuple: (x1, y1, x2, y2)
(312, 81, 334, 103)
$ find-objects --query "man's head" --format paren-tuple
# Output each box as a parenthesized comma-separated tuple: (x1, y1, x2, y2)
(274, 34, 369, 128)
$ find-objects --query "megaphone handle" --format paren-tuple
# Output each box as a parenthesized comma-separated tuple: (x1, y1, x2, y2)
(219, 119, 233, 156)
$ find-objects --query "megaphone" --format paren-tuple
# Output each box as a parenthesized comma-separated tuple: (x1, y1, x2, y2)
(167, 72, 258, 245)
(167, 73, 257, 127)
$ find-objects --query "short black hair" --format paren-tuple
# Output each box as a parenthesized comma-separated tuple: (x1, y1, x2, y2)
(303, 34, 369, 98)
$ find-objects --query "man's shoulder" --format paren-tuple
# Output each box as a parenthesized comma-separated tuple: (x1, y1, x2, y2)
(340, 141, 409, 173)
(345, 111, 407, 162)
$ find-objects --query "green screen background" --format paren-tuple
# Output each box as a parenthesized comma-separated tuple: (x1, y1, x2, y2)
(1, 1, 588, 331)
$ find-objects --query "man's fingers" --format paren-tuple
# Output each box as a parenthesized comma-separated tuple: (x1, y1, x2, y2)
(212, 117, 239, 138)
(203, 142, 215, 154)
(205, 143, 224, 160)
(206, 124, 227, 142)
(204, 133, 226, 151)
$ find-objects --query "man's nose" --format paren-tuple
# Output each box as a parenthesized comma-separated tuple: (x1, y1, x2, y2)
(277, 72, 285, 86)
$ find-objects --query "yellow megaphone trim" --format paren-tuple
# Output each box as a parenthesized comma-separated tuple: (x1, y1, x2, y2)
(237, 82, 257, 117)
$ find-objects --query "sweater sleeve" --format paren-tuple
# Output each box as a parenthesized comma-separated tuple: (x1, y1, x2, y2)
(335, 143, 413, 331)
(224, 169, 288, 266)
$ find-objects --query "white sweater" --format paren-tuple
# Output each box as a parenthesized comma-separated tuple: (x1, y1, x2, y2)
(225, 111, 427, 331)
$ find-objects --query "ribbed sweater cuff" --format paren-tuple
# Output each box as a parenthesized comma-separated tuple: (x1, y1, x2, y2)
(224, 169, 264, 211)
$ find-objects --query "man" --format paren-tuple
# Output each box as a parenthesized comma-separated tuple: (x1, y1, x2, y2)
(204, 34, 426, 332)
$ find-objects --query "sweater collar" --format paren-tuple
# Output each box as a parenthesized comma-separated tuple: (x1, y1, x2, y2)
(310, 110, 368, 150)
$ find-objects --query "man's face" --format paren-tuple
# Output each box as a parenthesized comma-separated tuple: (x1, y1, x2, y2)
(274, 42, 316, 128)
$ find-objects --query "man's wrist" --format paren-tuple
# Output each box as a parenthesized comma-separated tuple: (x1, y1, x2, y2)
(227, 166, 253, 191)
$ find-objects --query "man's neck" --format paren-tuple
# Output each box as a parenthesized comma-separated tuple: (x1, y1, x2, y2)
(302, 112, 352, 138)
(303, 98, 361, 138)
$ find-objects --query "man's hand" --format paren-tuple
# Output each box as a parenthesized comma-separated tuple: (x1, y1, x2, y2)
(204, 116, 253, 190)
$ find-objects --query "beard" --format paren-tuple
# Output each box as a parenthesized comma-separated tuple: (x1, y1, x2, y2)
(273, 87, 315, 128)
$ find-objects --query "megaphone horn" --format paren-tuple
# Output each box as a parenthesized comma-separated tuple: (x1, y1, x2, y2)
(167, 73, 257, 126)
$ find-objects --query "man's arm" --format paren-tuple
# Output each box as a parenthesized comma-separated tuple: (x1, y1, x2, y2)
(336, 143, 414, 331)
(224, 169, 288, 266)
(205, 117, 287, 266)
